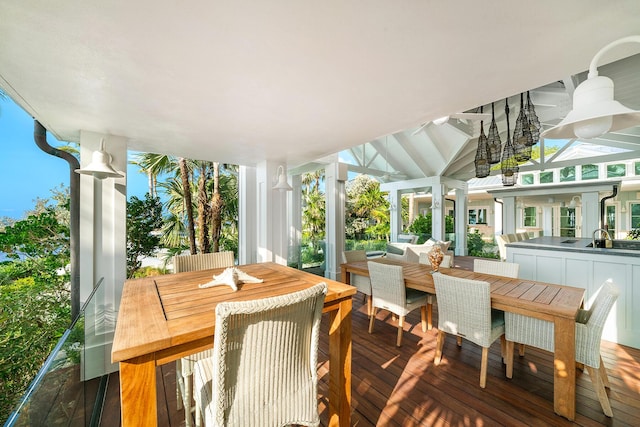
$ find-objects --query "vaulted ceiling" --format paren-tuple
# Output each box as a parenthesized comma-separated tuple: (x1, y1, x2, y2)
(1, 2, 640, 180)
(343, 54, 640, 186)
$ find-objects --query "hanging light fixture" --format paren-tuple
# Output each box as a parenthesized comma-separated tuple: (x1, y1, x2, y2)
(272, 165, 293, 191)
(474, 107, 490, 178)
(486, 102, 502, 164)
(541, 35, 640, 140)
(513, 93, 533, 162)
(568, 195, 582, 208)
(501, 99, 519, 186)
(75, 138, 123, 179)
(525, 91, 541, 144)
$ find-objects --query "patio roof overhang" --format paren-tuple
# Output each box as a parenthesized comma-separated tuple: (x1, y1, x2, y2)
(1, 2, 640, 176)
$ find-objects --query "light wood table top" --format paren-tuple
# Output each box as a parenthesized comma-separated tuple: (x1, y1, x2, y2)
(341, 258, 585, 421)
(113, 262, 356, 426)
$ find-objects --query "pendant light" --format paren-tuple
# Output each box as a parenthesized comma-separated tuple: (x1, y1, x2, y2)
(273, 165, 293, 191)
(75, 138, 123, 179)
(486, 102, 502, 164)
(513, 93, 533, 162)
(541, 36, 640, 140)
(474, 107, 490, 178)
(525, 91, 541, 144)
(501, 99, 518, 186)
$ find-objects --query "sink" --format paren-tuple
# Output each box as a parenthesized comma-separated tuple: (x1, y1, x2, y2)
(587, 240, 640, 250)
(561, 239, 578, 243)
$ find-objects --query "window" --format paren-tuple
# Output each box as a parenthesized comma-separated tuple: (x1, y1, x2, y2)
(468, 208, 487, 225)
(635, 161, 640, 175)
(540, 171, 554, 183)
(560, 166, 575, 182)
(523, 206, 537, 227)
(631, 203, 640, 229)
(607, 163, 626, 178)
(582, 164, 598, 180)
(606, 205, 616, 238)
(559, 207, 576, 237)
(521, 174, 534, 185)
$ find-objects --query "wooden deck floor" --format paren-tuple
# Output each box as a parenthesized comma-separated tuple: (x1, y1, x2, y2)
(100, 257, 640, 426)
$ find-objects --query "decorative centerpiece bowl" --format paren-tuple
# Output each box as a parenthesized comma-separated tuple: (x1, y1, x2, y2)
(428, 244, 444, 273)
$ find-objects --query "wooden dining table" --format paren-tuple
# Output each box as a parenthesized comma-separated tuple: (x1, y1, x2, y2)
(341, 258, 585, 421)
(112, 262, 357, 427)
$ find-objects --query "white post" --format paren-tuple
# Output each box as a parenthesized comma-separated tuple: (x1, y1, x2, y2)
(431, 179, 444, 241)
(255, 161, 289, 265)
(502, 196, 517, 234)
(78, 131, 126, 379)
(325, 163, 347, 280)
(455, 188, 468, 255)
(581, 192, 600, 238)
(389, 189, 401, 241)
(238, 165, 257, 265)
(542, 205, 553, 236)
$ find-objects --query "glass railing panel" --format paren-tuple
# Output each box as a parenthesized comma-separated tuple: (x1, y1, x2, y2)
(4, 278, 105, 427)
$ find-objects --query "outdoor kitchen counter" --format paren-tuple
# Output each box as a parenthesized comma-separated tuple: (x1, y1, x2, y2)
(506, 236, 640, 349)
(506, 236, 640, 257)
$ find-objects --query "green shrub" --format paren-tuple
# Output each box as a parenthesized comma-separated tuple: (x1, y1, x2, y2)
(626, 229, 640, 240)
(467, 229, 499, 258)
(0, 270, 70, 420)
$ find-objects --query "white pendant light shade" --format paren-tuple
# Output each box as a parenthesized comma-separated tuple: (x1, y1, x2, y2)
(272, 165, 292, 191)
(541, 75, 640, 139)
(75, 139, 124, 179)
(541, 35, 640, 140)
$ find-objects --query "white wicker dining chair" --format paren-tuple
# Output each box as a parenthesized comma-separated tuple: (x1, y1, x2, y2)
(367, 261, 429, 346)
(174, 251, 235, 274)
(192, 282, 327, 427)
(504, 281, 619, 417)
(341, 250, 372, 315)
(473, 259, 519, 278)
(432, 273, 505, 388)
(473, 258, 523, 356)
(173, 251, 235, 427)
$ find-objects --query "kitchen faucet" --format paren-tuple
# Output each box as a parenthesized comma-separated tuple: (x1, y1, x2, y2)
(592, 228, 612, 248)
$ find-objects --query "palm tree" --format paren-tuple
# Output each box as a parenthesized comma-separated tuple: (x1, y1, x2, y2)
(210, 162, 224, 252)
(178, 157, 196, 254)
(130, 153, 173, 197)
(195, 161, 212, 253)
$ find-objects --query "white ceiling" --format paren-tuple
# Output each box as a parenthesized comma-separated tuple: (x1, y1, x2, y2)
(1, 1, 640, 172)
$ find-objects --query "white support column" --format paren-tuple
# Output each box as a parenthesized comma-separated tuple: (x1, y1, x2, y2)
(78, 131, 126, 379)
(389, 189, 401, 242)
(238, 165, 257, 265)
(542, 205, 553, 236)
(493, 200, 503, 236)
(455, 188, 468, 256)
(324, 163, 347, 280)
(502, 196, 517, 234)
(431, 179, 444, 241)
(517, 202, 524, 230)
(581, 192, 600, 237)
(255, 161, 289, 265)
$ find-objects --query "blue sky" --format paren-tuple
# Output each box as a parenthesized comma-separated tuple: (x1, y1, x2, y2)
(0, 97, 151, 219)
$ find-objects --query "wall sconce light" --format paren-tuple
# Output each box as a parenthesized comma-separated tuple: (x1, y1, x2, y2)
(75, 138, 123, 179)
(272, 165, 293, 192)
(568, 195, 582, 209)
(541, 35, 640, 140)
(621, 205, 627, 213)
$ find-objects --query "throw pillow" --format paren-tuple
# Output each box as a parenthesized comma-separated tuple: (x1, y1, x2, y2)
(386, 244, 405, 255)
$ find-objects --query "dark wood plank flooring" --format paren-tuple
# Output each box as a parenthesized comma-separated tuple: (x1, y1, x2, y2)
(99, 257, 640, 426)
